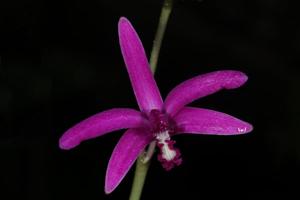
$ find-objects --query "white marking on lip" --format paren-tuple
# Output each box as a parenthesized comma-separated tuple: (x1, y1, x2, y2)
(156, 131, 176, 161)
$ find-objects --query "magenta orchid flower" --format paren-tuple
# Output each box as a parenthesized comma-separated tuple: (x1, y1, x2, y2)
(59, 17, 253, 194)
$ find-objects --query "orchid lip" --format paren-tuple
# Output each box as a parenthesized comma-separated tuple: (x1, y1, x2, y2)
(146, 109, 182, 170)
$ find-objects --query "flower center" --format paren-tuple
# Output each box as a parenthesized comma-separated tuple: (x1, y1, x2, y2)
(148, 109, 182, 170)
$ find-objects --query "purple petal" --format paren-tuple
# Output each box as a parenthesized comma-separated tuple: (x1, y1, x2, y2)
(105, 128, 153, 194)
(59, 108, 147, 150)
(118, 17, 163, 113)
(174, 107, 253, 135)
(164, 70, 248, 116)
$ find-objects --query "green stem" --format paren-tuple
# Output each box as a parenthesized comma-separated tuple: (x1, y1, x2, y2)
(128, 1, 173, 200)
(150, 0, 173, 73)
(128, 155, 151, 200)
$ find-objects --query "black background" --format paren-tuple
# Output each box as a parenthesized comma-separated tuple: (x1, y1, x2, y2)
(1, 0, 299, 199)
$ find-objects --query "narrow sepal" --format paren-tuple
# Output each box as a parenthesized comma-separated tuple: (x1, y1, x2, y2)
(59, 108, 146, 150)
(105, 128, 153, 194)
(164, 70, 248, 116)
(118, 17, 163, 113)
(174, 107, 253, 135)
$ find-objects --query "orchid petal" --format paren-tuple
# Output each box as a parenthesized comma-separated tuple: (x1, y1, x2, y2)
(59, 108, 147, 150)
(174, 107, 253, 135)
(164, 70, 248, 116)
(118, 17, 163, 113)
(105, 128, 153, 194)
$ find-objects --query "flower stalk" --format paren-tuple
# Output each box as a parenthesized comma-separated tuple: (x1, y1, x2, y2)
(129, 0, 173, 199)
(128, 155, 151, 200)
(150, 0, 173, 73)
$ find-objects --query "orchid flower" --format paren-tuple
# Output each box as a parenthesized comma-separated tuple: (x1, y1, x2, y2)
(59, 17, 253, 194)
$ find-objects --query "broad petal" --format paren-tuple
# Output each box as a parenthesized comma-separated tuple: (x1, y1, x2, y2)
(59, 108, 147, 150)
(118, 17, 163, 113)
(174, 107, 253, 135)
(105, 128, 153, 194)
(164, 70, 248, 116)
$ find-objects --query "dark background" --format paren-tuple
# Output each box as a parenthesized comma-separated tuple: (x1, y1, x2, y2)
(1, 0, 299, 199)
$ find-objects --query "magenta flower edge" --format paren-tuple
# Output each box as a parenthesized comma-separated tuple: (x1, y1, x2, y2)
(59, 17, 253, 194)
